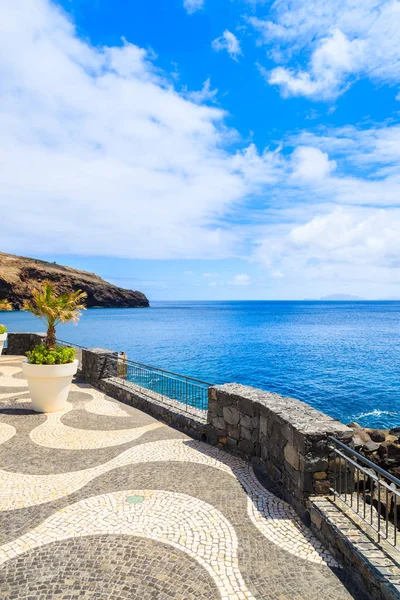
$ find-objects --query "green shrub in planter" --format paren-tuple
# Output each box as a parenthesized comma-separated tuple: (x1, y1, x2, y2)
(26, 344, 76, 365)
(23, 281, 87, 364)
(0, 299, 12, 335)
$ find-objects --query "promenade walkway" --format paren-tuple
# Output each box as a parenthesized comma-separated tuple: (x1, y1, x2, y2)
(0, 355, 367, 599)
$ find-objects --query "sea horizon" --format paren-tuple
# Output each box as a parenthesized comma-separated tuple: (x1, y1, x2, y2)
(3, 300, 399, 430)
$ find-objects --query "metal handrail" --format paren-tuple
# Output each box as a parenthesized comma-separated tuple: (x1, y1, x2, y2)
(331, 436, 400, 488)
(54, 339, 211, 412)
(116, 356, 211, 387)
(329, 436, 400, 548)
(56, 339, 88, 351)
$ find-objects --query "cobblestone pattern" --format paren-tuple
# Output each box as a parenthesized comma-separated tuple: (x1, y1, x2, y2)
(29, 404, 163, 449)
(0, 489, 259, 599)
(0, 357, 367, 600)
(0, 535, 220, 600)
(207, 383, 354, 517)
(311, 497, 400, 600)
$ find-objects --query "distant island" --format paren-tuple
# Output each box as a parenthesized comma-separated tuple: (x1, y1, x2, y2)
(0, 252, 149, 309)
(320, 294, 365, 301)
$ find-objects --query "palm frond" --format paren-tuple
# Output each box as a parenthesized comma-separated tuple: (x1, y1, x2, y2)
(23, 281, 87, 348)
(0, 299, 12, 311)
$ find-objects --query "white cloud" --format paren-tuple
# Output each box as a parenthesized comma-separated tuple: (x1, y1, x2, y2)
(256, 207, 400, 286)
(212, 30, 242, 61)
(183, 0, 204, 14)
(228, 274, 251, 286)
(186, 78, 218, 103)
(251, 1, 400, 99)
(247, 121, 400, 293)
(268, 30, 365, 99)
(3, 0, 400, 296)
(291, 146, 336, 181)
(0, 0, 277, 260)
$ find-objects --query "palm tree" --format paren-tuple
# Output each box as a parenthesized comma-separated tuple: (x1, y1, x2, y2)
(23, 282, 87, 350)
(0, 299, 12, 311)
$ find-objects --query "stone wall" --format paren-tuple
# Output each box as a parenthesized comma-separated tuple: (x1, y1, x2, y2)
(5, 332, 46, 356)
(79, 348, 207, 440)
(207, 383, 353, 518)
(81, 348, 118, 384)
(98, 377, 207, 441)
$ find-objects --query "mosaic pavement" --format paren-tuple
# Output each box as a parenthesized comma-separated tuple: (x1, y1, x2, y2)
(0, 355, 368, 599)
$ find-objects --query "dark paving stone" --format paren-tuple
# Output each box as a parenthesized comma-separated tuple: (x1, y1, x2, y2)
(0, 536, 219, 600)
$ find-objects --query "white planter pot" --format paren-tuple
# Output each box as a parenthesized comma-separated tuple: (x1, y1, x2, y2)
(0, 332, 6, 356)
(21, 359, 78, 413)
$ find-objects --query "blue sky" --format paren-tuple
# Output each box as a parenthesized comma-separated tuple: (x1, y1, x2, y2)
(1, 0, 400, 300)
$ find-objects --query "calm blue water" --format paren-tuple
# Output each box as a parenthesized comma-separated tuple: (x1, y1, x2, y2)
(2, 301, 400, 429)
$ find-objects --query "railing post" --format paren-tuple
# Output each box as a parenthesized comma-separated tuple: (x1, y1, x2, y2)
(330, 437, 400, 549)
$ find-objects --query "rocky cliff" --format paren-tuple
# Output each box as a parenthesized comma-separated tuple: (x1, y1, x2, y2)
(0, 252, 149, 309)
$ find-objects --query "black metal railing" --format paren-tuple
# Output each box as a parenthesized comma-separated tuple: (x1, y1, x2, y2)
(330, 436, 400, 549)
(56, 339, 88, 350)
(56, 339, 88, 368)
(116, 356, 210, 412)
(55, 339, 211, 412)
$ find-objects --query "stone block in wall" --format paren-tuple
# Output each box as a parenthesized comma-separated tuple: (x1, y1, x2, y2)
(300, 454, 329, 473)
(240, 414, 252, 429)
(211, 415, 226, 430)
(238, 438, 255, 457)
(284, 442, 300, 470)
(208, 397, 223, 418)
(237, 396, 256, 416)
(259, 412, 268, 437)
(227, 425, 240, 441)
(223, 406, 240, 426)
(240, 425, 252, 441)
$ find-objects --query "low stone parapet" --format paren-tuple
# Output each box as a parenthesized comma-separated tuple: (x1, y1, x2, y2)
(96, 377, 207, 440)
(81, 348, 118, 383)
(4, 332, 46, 356)
(207, 383, 353, 518)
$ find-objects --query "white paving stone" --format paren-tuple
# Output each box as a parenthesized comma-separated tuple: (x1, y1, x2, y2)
(29, 405, 162, 449)
(0, 422, 15, 445)
(0, 489, 256, 600)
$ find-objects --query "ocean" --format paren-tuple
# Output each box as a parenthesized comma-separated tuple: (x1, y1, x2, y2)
(2, 300, 400, 429)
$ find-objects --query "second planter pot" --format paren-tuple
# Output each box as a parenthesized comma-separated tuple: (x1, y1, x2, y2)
(0, 332, 7, 356)
(22, 359, 79, 413)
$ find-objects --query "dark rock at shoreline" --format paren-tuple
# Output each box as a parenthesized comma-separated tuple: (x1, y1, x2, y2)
(0, 252, 149, 309)
(346, 424, 400, 522)
(367, 428, 386, 443)
(347, 422, 400, 479)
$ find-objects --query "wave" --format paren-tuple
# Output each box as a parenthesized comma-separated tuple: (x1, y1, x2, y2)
(354, 409, 399, 420)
